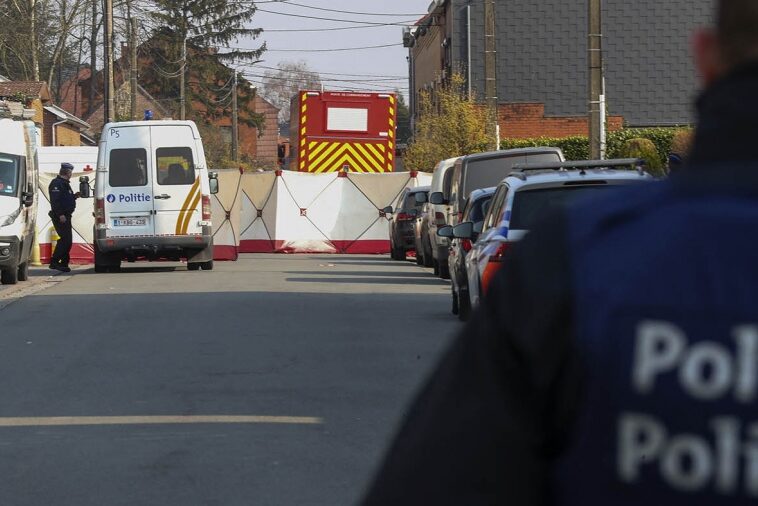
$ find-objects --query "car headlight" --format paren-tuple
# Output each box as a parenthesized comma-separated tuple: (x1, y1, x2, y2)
(0, 207, 21, 227)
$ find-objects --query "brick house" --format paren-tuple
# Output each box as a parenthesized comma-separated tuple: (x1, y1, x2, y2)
(405, 0, 712, 139)
(0, 81, 91, 146)
(57, 44, 280, 165)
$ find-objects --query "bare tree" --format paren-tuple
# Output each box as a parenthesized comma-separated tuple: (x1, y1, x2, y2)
(260, 60, 322, 128)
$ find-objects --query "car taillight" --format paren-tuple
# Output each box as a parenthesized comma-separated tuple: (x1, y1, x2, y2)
(435, 212, 446, 225)
(202, 195, 211, 221)
(462, 239, 472, 252)
(457, 212, 463, 222)
(397, 213, 412, 221)
(489, 242, 511, 262)
(482, 243, 512, 296)
(95, 198, 105, 225)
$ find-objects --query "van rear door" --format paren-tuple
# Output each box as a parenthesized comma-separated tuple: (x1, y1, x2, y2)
(104, 126, 154, 238)
(149, 125, 202, 237)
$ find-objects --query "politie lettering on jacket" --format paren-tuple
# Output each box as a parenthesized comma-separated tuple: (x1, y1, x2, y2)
(619, 320, 758, 496)
(106, 193, 151, 203)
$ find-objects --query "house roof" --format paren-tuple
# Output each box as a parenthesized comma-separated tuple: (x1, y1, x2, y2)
(44, 104, 91, 130)
(0, 81, 50, 101)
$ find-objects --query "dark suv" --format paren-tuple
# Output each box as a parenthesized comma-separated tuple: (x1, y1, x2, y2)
(385, 186, 430, 261)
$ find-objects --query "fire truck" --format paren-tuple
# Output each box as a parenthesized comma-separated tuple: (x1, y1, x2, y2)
(290, 91, 398, 173)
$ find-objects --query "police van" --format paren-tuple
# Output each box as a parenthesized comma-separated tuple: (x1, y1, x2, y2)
(86, 120, 218, 273)
(0, 104, 38, 285)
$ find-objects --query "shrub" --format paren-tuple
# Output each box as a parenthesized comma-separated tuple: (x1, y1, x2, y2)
(619, 138, 665, 176)
(500, 136, 589, 160)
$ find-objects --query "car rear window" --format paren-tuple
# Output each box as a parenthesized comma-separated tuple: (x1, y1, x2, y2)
(403, 192, 426, 211)
(463, 153, 560, 197)
(465, 195, 493, 223)
(157, 147, 196, 186)
(510, 185, 616, 230)
(109, 148, 147, 187)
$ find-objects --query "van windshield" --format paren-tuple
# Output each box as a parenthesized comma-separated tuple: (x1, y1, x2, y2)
(0, 154, 20, 196)
(463, 153, 561, 197)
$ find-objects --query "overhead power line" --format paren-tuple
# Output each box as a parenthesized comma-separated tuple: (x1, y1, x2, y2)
(229, 61, 408, 79)
(247, 0, 426, 17)
(254, 7, 418, 26)
(231, 43, 403, 53)
(264, 23, 405, 32)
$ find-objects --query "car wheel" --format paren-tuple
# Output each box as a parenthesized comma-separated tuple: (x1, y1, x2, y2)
(17, 261, 29, 281)
(415, 250, 423, 265)
(439, 262, 451, 280)
(187, 263, 201, 271)
(0, 267, 18, 285)
(201, 260, 214, 271)
(451, 286, 459, 315)
(433, 259, 440, 276)
(423, 246, 434, 267)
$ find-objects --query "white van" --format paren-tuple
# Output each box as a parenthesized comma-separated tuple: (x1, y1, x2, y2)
(0, 113, 38, 285)
(88, 120, 218, 273)
(422, 157, 459, 276)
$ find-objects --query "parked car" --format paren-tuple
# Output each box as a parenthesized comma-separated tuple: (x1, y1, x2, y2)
(438, 187, 495, 320)
(429, 147, 564, 279)
(425, 157, 459, 276)
(385, 185, 430, 261)
(461, 159, 653, 309)
(413, 200, 433, 267)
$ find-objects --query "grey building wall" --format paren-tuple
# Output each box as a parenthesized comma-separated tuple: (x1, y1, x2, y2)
(449, 0, 712, 126)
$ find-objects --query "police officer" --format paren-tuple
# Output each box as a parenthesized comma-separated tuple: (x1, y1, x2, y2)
(363, 1, 758, 504)
(49, 162, 79, 272)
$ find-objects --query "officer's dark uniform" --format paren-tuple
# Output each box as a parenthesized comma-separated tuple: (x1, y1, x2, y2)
(363, 63, 758, 505)
(48, 169, 77, 268)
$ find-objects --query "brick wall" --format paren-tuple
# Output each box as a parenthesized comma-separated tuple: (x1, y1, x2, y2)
(498, 103, 624, 139)
(253, 95, 280, 166)
(42, 109, 82, 146)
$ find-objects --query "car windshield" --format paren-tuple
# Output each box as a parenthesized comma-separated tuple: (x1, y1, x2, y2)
(463, 153, 561, 197)
(510, 185, 619, 230)
(0, 153, 20, 197)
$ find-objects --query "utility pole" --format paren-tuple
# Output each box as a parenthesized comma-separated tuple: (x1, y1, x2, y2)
(179, 36, 187, 120)
(231, 72, 239, 162)
(104, 0, 115, 123)
(130, 17, 138, 120)
(588, 0, 605, 159)
(484, 0, 498, 151)
(30, 0, 39, 81)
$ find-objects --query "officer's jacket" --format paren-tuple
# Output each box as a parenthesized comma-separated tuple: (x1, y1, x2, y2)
(363, 63, 758, 505)
(49, 176, 76, 216)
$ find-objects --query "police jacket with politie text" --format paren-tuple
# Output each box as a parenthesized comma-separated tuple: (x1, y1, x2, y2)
(363, 63, 758, 506)
(49, 175, 76, 217)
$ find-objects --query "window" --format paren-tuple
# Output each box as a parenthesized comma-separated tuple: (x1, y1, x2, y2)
(483, 186, 507, 231)
(464, 194, 494, 223)
(327, 107, 368, 132)
(109, 149, 148, 187)
(156, 147, 196, 186)
(462, 153, 561, 198)
(510, 186, 614, 230)
(0, 154, 20, 196)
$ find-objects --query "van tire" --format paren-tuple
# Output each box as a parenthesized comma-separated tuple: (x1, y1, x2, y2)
(1, 267, 18, 285)
(187, 263, 201, 271)
(17, 261, 29, 281)
(200, 260, 213, 271)
(94, 241, 121, 274)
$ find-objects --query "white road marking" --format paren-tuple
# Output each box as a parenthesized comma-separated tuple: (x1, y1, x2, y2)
(0, 415, 323, 427)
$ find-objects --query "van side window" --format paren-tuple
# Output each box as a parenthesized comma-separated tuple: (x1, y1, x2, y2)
(442, 168, 454, 201)
(157, 147, 196, 186)
(109, 148, 148, 187)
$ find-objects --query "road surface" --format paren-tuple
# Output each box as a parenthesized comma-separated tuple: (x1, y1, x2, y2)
(0, 254, 458, 505)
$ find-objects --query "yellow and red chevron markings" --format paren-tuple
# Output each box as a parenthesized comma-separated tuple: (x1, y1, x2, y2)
(306, 141, 390, 173)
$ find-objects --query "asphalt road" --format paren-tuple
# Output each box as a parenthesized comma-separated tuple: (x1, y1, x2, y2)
(0, 255, 458, 505)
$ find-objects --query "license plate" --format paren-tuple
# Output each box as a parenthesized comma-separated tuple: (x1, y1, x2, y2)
(113, 217, 147, 227)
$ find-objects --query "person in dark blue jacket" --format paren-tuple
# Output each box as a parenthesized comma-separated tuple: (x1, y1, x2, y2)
(48, 162, 79, 272)
(363, 1, 758, 504)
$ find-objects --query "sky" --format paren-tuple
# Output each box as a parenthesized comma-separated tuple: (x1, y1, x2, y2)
(232, 0, 433, 99)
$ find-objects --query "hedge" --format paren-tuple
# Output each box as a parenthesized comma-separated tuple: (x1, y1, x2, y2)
(500, 127, 693, 167)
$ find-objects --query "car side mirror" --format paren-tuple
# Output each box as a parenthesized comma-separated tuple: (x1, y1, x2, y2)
(430, 192, 447, 205)
(382, 206, 394, 215)
(437, 225, 454, 238)
(79, 176, 91, 199)
(415, 192, 428, 204)
(453, 221, 474, 239)
(21, 192, 34, 207)
(209, 172, 219, 195)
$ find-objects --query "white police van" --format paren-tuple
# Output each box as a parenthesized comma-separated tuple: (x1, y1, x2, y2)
(86, 120, 218, 273)
(0, 105, 38, 285)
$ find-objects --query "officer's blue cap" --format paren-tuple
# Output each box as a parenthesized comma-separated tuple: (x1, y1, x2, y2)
(61, 162, 74, 171)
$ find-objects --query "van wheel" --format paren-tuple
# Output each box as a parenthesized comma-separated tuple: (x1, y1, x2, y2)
(187, 263, 201, 271)
(1, 267, 18, 285)
(94, 241, 121, 273)
(17, 262, 29, 281)
(200, 260, 214, 271)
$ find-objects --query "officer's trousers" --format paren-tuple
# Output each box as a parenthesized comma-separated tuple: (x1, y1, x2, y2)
(51, 216, 72, 266)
